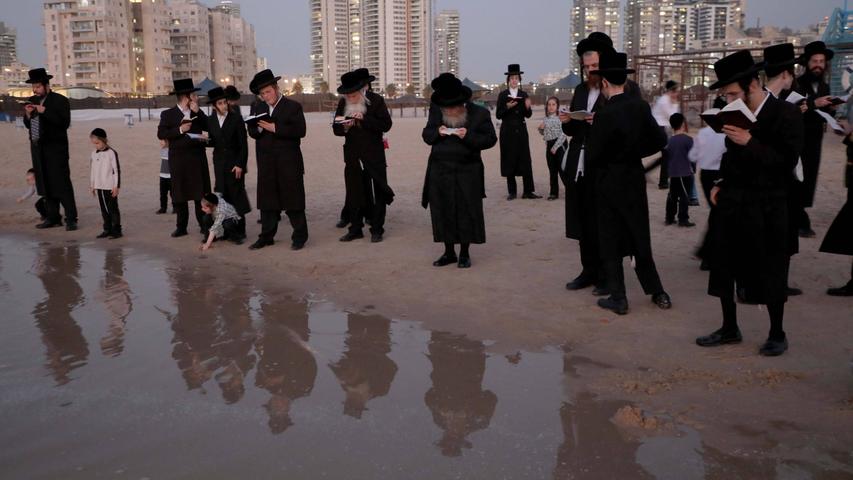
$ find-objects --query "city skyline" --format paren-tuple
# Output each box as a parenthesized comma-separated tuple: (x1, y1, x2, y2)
(0, 0, 844, 85)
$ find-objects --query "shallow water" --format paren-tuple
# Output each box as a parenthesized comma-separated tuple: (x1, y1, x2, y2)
(0, 236, 849, 479)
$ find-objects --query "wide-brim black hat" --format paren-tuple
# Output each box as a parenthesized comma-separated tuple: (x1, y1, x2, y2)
(337, 70, 367, 94)
(762, 43, 797, 72)
(589, 51, 635, 76)
(799, 41, 834, 65)
(25, 68, 53, 84)
(354, 68, 376, 84)
(170, 78, 201, 95)
(206, 86, 227, 104)
(224, 85, 241, 101)
(504, 64, 524, 76)
(250, 69, 281, 95)
(430, 73, 472, 107)
(576, 31, 615, 57)
(709, 49, 762, 90)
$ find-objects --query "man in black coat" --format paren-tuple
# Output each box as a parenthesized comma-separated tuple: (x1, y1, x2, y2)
(247, 69, 308, 251)
(23, 68, 78, 231)
(157, 78, 211, 238)
(334, 69, 394, 243)
(793, 41, 836, 237)
(422, 73, 498, 269)
(496, 64, 539, 200)
(585, 51, 671, 315)
(206, 87, 251, 239)
(696, 50, 804, 357)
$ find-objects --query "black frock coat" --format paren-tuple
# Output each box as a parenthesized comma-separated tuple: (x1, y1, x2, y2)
(206, 110, 251, 215)
(332, 92, 394, 209)
(157, 106, 211, 203)
(24, 91, 73, 198)
(707, 95, 803, 304)
(421, 103, 498, 244)
(495, 89, 533, 177)
(585, 92, 667, 261)
(819, 142, 853, 256)
(793, 74, 833, 206)
(247, 96, 307, 212)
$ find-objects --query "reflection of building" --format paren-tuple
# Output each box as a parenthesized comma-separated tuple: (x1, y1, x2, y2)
(434, 10, 460, 75)
(310, 0, 435, 94)
(570, 0, 621, 75)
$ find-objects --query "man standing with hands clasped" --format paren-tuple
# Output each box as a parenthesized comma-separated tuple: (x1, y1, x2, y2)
(23, 68, 78, 231)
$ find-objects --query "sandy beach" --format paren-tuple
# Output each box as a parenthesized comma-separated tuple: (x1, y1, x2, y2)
(1, 105, 852, 475)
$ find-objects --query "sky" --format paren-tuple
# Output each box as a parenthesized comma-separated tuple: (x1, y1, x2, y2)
(0, 0, 845, 83)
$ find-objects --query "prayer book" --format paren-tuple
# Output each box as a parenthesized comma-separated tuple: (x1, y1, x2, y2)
(699, 98, 757, 133)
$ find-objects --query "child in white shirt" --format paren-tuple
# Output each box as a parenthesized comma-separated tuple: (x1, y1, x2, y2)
(90, 128, 122, 238)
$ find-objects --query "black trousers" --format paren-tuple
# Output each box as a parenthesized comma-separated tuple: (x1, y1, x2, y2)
(507, 174, 535, 196)
(159, 177, 173, 211)
(201, 215, 242, 240)
(259, 210, 308, 244)
(699, 170, 720, 205)
(604, 256, 664, 302)
(666, 175, 693, 223)
(96, 189, 121, 234)
(175, 200, 204, 232)
(657, 127, 669, 187)
(35, 197, 47, 219)
(44, 188, 78, 224)
(348, 169, 386, 235)
(545, 140, 562, 197)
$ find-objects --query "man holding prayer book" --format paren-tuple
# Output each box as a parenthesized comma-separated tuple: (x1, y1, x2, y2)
(496, 64, 538, 200)
(696, 50, 803, 357)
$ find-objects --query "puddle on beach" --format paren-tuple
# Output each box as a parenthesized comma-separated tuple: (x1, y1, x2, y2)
(0, 235, 850, 479)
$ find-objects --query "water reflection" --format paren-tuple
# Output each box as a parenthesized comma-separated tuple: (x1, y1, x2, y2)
(255, 294, 317, 434)
(424, 331, 497, 457)
(31, 244, 89, 385)
(212, 280, 256, 405)
(329, 314, 398, 419)
(98, 248, 133, 357)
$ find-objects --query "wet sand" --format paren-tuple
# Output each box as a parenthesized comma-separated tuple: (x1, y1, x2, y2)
(0, 110, 852, 477)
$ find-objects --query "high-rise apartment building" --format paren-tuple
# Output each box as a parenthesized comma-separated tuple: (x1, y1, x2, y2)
(624, 0, 676, 57)
(570, 0, 621, 74)
(673, 0, 745, 51)
(209, 0, 256, 90)
(0, 22, 18, 67)
(169, 0, 211, 84)
(130, 0, 173, 95)
(434, 9, 459, 76)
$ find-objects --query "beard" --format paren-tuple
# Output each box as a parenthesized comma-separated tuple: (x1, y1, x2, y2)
(808, 66, 825, 79)
(585, 73, 602, 89)
(343, 97, 367, 117)
(442, 109, 468, 128)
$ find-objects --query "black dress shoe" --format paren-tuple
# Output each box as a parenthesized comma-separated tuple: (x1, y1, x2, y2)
(370, 233, 383, 243)
(566, 274, 594, 291)
(798, 228, 816, 238)
(786, 287, 802, 296)
(507, 194, 517, 201)
(521, 192, 542, 199)
(547, 195, 558, 201)
(827, 283, 853, 296)
(108, 232, 123, 239)
(457, 256, 471, 269)
(696, 328, 743, 347)
(759, 337, 788, 356)
(291, 242, 305, 251)
(678, 221, 696, 228)
(36, 220, 60, 229)
(171, 229, 188, 238)
(156, 208, 167, 214)
(96, 231, 110, 239)
(230, 236, 245, 245)
(335, 219, 349, 229)
(249, 239, 273, 250)
(664, 219, 676, 226)
(65, 222, 78, 231)
(433, 253, 458, 267)
(591, 285, 610, 296)
(339, 231, 364, 242)
(652, 291, 672, 309)
(597, 296, 629, 315)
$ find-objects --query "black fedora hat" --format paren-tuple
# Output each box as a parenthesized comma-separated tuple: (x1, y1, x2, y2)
(354, 67, 376, 84)
(170, 78, 201, 95)
(25, 68, 53, 84)
(504, 64, 524, 76)
(762, 43, 797, 76)
(799, 41, 834, 65)
(224, 85, 241, 101)
(709, 49, 762, 90)
(576, 31, 615, 57)
(206, 86, 227, 104)
(430, 73, 472, 107)
(250, 69, 281, 95)
(337, 70, 367, 94)
(589, 50, 635, 80)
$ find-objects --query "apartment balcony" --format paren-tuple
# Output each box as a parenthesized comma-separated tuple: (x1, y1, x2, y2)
(70, 21, 95, 33)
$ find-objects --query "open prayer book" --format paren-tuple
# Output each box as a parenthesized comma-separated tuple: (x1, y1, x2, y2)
(562, 108, 592, 121)
(244, 112, 269, 127)
(699, 98, 757, 133)
(786, 91, 845, 133)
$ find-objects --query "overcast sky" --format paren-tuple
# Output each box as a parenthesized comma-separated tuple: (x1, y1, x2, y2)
(1, 0, 844, 83)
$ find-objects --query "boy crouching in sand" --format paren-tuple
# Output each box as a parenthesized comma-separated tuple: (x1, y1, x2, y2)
(200, 193, 245, 251)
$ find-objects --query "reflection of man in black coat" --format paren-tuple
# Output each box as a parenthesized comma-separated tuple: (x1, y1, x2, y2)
(157, 79, 211, 237)
(585, 51, 671, 316)
(696, 50, 804, 357)
(334, 69, 394, 243)
(496, 64, 539, 200)
(793, 41, 836, 237)
(23, 68, 78, 230)
(422, 73, 498, 269)
(247, 69, 309, 251)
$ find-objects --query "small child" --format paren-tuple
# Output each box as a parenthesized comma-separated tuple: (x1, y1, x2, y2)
(157, 139, 173, 214)
(665, 113, 695, 227)
(199, 193, 245, 251)
(89, 128, 123, 239)
(17, 168, 47, 221)
(538, 96, 568, 200)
